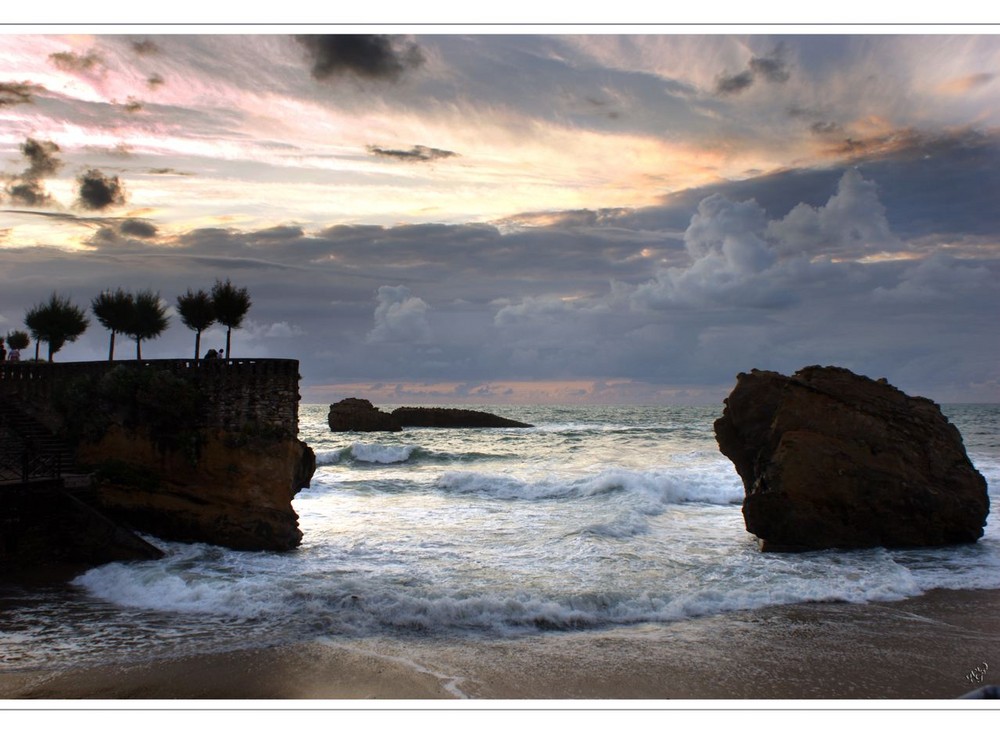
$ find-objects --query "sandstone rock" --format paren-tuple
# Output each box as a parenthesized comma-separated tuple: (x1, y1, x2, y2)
(328, 398, 401, 432)
(714, 366, 989, 551)
(390, 407, 533, 429)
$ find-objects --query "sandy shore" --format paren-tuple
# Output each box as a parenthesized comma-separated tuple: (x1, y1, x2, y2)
(2, 588, 999, 701)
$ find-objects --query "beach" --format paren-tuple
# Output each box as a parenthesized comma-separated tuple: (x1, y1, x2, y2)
(3, 588, 997, 700)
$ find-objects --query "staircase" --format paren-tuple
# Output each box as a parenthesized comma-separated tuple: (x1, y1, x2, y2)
(0, 397, 86, 489)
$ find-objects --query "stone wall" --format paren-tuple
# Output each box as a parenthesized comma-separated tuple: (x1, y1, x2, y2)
(0, 359, 301, 437)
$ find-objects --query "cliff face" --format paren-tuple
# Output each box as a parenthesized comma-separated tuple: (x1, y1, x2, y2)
(2, 359, 316, 555)
(77, 427, 315, 551)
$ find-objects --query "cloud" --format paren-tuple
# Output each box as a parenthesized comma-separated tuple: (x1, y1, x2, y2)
(715, 70, 754, 95)
(131, 39, 161, 56)
(48, 49, 103, 74)
(122, 97, 143, 113)
(366, 144, 458, 162)
(76, 169, 127, 210)
(936, 72, 995, 95)
(748, 54, 790, 83)
(147, 73, 165, 89)
(367, 285, 432, 343)
(810, 121, 842, 135)
(118, 218, 158, 238)
(3, 138, 62, 207)
(295, 35, 424, 82)
(765, 168, 899, 256)
(715, 48, 789, 95)
(0, 81, 41, 107)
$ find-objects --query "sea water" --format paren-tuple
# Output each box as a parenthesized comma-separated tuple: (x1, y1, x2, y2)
(2, 404, 998, 671)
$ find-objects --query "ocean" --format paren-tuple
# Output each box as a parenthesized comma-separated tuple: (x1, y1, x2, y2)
(2, 403, 998, 675)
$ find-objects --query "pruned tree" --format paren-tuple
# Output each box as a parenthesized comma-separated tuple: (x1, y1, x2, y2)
(176, 288, 216, 361)
(23, 293, 90, 362)
(91, 288, 135, 361)
(5, 330, 29, 352)
(211, 279, 251, 359)
(124, 290, 169, 360)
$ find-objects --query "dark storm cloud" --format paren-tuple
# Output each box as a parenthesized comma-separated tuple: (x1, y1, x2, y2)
(48, 49, 103, 74)
(3, 138, 62, 207)
(295, 35, 425, 82)
(366, 144, 458, 163)
(715, 70, 754, 95)
(76, 169, 127, 211)
(0, 81, 42, 107)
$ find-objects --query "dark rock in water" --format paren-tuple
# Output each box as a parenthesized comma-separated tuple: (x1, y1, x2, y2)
(328, 398, 402, 432)
(714, 365, 989, 552)
(327, 398, 532, 431)
(390, 406, 533, 429)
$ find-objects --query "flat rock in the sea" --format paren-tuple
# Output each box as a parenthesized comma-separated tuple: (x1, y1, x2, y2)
(390, 407, 532, 429)
(714, 365, 989, 551)
(328, 398, 532, 431)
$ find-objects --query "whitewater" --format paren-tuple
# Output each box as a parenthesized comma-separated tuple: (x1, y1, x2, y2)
(2, 403, 998, 671)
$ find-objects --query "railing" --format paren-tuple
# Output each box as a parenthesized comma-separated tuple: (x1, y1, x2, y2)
(0, 411, 62, 484)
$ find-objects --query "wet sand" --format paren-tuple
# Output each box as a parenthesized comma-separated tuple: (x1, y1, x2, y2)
(2, 588, 999, 701)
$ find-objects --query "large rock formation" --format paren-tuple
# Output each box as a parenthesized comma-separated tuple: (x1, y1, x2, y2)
(328, 398, 533, 431)
(77, 428, 315, 552)
(714, 366, 989, 551)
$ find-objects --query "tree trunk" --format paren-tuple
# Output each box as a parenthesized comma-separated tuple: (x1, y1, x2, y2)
(225, 328, 232, 360)
(195, 330, 202, 361)
(34, 341, 40, 361)
(108, 331, 116, 361)
(136, 339, 143, 361)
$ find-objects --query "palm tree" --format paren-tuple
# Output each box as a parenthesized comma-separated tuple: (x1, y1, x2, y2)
(91, 288, 135, 361)
(211, 279, 251, 359)
(124, 290, 169, 360)
(176, 288, 215, 360)
(23, 293, 90, 362)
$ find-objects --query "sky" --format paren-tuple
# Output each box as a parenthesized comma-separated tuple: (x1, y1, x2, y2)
(1, 30, 999, 404)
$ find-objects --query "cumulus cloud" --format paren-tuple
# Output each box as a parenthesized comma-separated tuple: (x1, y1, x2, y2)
(296, 35, 425, 82)
(766, 169, 899, 256)
(366, 144, 458, 162)
(629, 169, 903, 310)
(76, 169, 127, 210)
(367, 285, 431, 343)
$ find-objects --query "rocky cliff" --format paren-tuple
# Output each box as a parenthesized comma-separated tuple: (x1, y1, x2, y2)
(77, 427, 315, 551)
(3, 360, 315, 555)
(714, 366, 989, 551)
